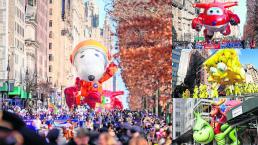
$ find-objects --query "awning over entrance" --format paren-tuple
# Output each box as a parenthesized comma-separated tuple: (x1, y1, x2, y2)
(0, 85, 32, 99)
(226, 97, 258, 126)
(194, 36, 205, 41)
(0, 82, 8, 92)
(8, 86, 22, 95)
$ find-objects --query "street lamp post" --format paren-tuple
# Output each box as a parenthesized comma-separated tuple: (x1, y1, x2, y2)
(60, 86, 63, 107)
(25, 68, 29, 108)
(3, 53, 11, 110)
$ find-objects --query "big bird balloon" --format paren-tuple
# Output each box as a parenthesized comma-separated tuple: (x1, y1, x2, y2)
(203, 49, 245, 85)
(64, 40, 124, 109)
(192, 0, 240, 41)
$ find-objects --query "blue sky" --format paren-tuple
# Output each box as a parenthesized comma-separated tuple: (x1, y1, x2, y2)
(210, 49, 258, 68)
(95, 0, 106, 28)
(238, 50, 258, 68)
(233, 0, 247, 37)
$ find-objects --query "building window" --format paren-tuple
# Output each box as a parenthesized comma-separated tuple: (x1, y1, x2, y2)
(49, 8, 52, 15)
(21, 27, 24, 37)
(49, 54, 53, 61)
(176, 122, 180, 127)
(172, 53, 180, 60)
(176, 132, 180, 137)
(49, 20, 52, 27)
(49, 31, 53, 38)
(172, 70, 177, 77)
(172, 62, 179, 68)
(91, 14, 99, 28)
(100, 29, 104, 36)
(49, 65, 52, 72)
(49, 43, 52, 49)
(49, 77, 52, 82)
(15, 54, 18, 64)
(28, 0, 34, 6)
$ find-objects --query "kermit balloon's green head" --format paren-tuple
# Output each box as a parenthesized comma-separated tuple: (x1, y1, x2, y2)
(193, 112, 214, 144)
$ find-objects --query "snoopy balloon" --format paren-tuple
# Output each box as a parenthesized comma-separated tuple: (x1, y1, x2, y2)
(192, 0, 240, 41)
(65, 40, 121, 109)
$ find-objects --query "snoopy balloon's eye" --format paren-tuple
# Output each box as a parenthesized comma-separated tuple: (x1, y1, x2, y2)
(95, 53, 99, 57)
(80, 55, 85, 58)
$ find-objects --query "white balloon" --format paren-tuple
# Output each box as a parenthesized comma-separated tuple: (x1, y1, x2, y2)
(74, 47, 108, 82)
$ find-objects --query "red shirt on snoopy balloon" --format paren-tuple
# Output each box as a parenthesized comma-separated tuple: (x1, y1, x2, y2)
(192, 0, 240, 41)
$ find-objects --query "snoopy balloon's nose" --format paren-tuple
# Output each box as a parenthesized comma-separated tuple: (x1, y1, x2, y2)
(88, 75, 95, 81)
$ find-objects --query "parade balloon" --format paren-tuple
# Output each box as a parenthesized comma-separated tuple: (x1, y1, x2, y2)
(203, 49, 245, 85)
(64, 40, 124, 109)
(192, 0, 240, 41)
(210, 99, 227, 134)
(193, 112, 215, 144)
(102, 90, 124, 110)
(193, 109, 240, 145)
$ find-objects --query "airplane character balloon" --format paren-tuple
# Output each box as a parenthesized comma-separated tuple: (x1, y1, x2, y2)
(192, 0, 240, 41)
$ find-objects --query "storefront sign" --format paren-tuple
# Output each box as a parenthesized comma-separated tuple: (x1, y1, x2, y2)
(232, 106, 243, 118)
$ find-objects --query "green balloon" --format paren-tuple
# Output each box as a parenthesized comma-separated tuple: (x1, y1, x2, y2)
(193, 112, 215, 144)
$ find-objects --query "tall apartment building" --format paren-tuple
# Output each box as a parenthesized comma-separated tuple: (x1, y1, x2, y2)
(47, 0, 85, 89)
(172, 0, 197, 42)
(172, 49, 192, 97)
(183, 49, 209, 91)
(243, 0, 257, 45)
(0, 0, 26, 85)
(24, 0, 48, 84)
(0, 0, 9, 81)
(36, 0, 48, 82)
(175, 50, 191, 86)
(24, 0, 38, 81)
(172, 49, 181, 92)
(245, 64, 258, 84)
